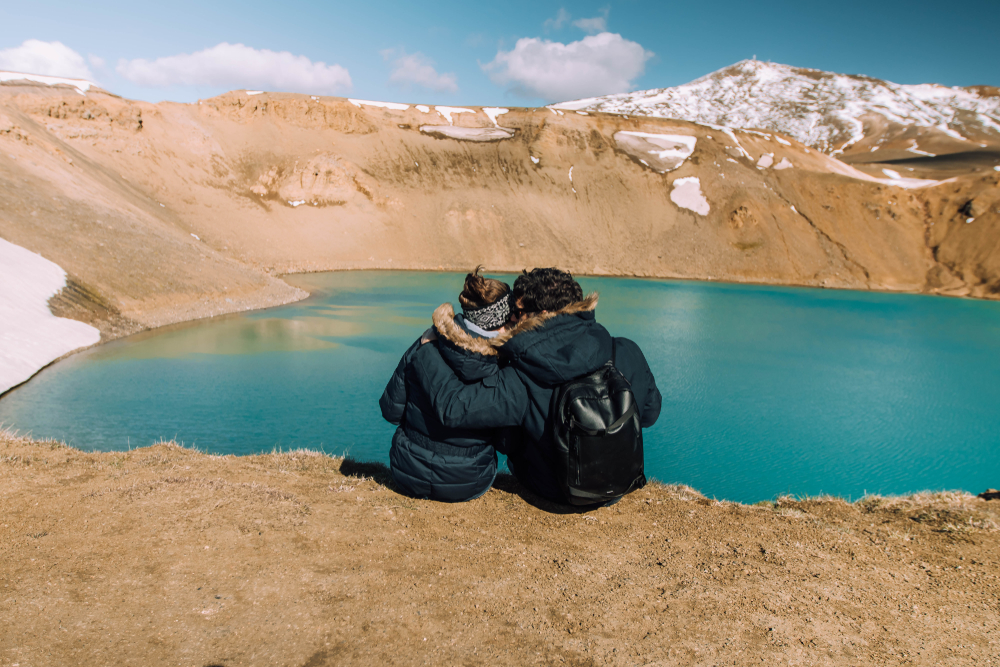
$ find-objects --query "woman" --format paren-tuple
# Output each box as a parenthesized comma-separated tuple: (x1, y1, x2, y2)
(378, 267, 511, 502)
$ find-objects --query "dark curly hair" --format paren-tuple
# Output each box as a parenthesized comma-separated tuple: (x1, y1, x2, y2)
(512, 268, 583, 313)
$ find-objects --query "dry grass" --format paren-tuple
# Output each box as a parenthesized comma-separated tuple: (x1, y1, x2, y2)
(3, 428, 999, 666)
(3, 429, 997, 524)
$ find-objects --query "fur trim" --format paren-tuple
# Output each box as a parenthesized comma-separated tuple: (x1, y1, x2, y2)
(432, 303, 499, 357)
(491, 292, 599, 346)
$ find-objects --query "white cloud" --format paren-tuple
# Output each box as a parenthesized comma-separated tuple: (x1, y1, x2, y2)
(544, 8, 571, 31)
(383, 50, 457, 93)
(483, 32, 652, 102)
(0, 40, 93, 79)
(117, 43, 352, 94)
(87, 54, 106, 70)
(572, 16, 607, 33)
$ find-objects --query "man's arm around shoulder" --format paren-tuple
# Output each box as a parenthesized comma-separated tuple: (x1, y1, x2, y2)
(411, 342, 528, 429)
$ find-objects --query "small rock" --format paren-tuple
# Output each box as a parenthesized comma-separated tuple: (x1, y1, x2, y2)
(977, 489, 999, 500)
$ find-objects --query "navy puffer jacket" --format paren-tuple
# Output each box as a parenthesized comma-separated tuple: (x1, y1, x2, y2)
(379, 303, 501, 502)
(410, 293, 662, 503)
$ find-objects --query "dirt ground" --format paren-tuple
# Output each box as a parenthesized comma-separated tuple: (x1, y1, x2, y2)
(2, 432, 997, 666)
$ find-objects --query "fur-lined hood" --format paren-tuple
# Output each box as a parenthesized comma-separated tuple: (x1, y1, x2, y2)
(492, 292, 598, 347)
(494, 292, 609, 385)
(431, 293, 600, 356)
(432, 303, 500, 357)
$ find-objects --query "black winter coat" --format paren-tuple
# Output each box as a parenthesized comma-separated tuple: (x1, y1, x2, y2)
(411, 293, 662, 503)
(379, 304, 502, 502)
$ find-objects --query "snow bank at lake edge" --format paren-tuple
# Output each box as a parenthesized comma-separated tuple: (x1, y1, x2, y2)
(0, 238, 101, 394)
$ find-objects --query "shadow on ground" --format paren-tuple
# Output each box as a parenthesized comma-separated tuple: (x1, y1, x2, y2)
(338, 457, 396, 488)
(339, 457, 614, 514)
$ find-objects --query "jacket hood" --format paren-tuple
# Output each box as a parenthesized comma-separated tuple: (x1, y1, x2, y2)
(432, 303, 500, 382)
(494, 293, 612, 385)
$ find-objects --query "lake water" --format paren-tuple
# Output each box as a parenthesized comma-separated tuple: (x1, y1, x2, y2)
(2, 271, 998, 503)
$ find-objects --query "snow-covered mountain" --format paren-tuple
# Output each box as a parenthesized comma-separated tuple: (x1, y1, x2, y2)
(555, 60, 1000, 154)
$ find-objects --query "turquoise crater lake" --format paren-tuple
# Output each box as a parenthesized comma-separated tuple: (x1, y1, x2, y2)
(2, 271, 998, 504)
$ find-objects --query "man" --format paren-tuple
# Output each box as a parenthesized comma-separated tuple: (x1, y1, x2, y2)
(411, 268, 661, 505)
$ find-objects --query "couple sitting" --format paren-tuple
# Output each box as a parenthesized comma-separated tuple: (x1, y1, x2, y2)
(379, 267, 661, 506)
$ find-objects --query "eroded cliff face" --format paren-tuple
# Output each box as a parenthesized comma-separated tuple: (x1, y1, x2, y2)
(1, 82, 997, 338)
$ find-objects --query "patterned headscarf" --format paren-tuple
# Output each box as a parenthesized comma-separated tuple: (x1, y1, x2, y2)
(463, 291, 511, 331)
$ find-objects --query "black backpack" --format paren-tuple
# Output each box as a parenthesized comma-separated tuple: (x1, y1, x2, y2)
(550, 340, 646, 506)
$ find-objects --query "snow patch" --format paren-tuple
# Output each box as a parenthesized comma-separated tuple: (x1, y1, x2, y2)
(994, 166, 1000, 172)
(756, 153, 774, 169)
(773, 157, 793, 170)
(936, 124, 967, 141)
(882, 168, 903, 179)
(288, 200, 307, 207)
(614, 131, 696, 173)
(0, 70, 92, 95)
(705, 124, 751, 159)
(815, 150, 947, 189)
(348, 99, 409, 111)
(435, 106, 474, 124)
(530, 156, 540, 164)
(576, 111, 589, 115)
(670, 177, 710, 216)
(415, 105, 430, 113)
(191, 233, 200, 240)
(568, 166, 574, 182)
(905, 139, 935, 156)
(482, 107, 509, 126)
(775, 136, 792, 146)
(877, 174, 942, 189)
(419, 125, 513, 142)
(0, 238, 101, 394)
(245, 90, 264, 96)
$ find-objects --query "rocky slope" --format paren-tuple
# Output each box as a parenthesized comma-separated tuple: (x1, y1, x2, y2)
(1, 71, 998, 364)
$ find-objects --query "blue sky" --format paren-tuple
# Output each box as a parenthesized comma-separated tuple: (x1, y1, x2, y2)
(1, 0, 997, 105)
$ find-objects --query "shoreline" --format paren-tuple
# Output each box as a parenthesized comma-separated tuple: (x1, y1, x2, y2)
(277, 264, 999, 302)
(0, 432, 992, 509)
(5, 265, 994, 400)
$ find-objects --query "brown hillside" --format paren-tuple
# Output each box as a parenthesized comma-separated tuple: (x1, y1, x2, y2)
(1, 81, 998, 338)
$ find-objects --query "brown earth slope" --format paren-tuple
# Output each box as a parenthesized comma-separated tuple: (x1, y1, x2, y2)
(1, 79, 999, 342)
(2, 432, 998, 666)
